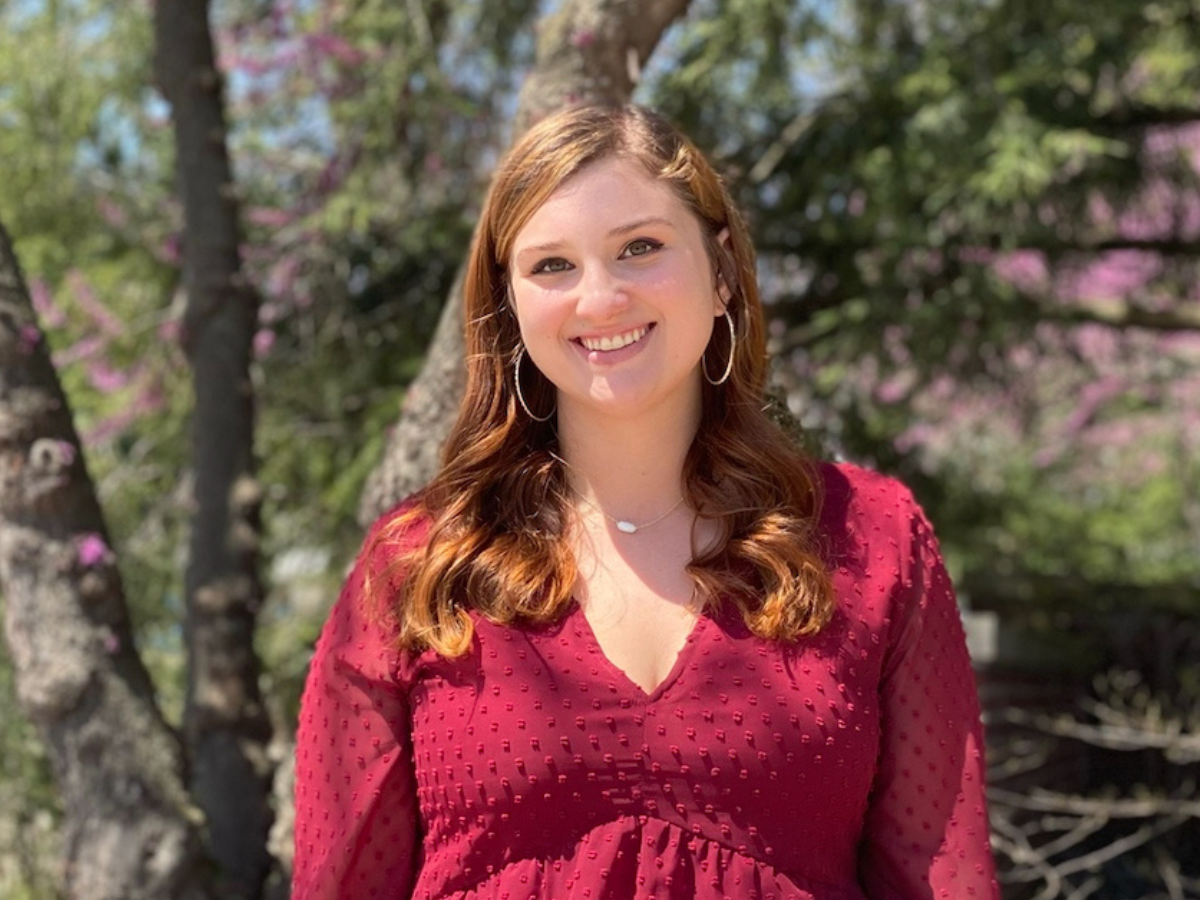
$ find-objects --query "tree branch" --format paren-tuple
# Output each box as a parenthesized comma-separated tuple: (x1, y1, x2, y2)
(998, 706, 1200, 760)
(1030, 296, 1200, 333)
(989, 787, 1200, 820)
(154, 2, 273, 895)
(1092, 104, 1200, 130)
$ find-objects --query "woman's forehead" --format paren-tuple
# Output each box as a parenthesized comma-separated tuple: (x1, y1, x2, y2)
(508, 158, 693, 254)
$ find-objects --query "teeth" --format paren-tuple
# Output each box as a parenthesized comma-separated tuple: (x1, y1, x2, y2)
(581, 326, 648, 352)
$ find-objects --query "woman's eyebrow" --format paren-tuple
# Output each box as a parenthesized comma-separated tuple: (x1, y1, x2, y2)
(608, 216, 673, 237)
(515, 239, 567, 257)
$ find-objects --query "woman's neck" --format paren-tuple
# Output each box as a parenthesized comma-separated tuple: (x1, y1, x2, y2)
(555, 405, 698, 522)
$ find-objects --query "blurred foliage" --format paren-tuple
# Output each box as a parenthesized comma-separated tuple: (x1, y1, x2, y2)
(0, 641, 60, 900)
(646, 0, 1200, 611)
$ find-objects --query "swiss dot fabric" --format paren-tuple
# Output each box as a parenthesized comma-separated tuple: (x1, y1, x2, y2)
(293, 463, 999, 899)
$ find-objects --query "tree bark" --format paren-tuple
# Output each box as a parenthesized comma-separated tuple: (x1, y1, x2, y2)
(0, 223, 215, 900)
(358, 0, 693, 523)
(154, 3, 273, 897)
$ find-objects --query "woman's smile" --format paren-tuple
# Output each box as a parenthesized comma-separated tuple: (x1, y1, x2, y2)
(576, 324, 652, 353)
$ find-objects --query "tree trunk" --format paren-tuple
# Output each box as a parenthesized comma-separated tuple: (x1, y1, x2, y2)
(358, 0, 693, 523)
(0, 223, 215, 900)
(153, 4, 274, 897)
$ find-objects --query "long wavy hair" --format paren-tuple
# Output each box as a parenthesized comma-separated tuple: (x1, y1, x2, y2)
(373, 105, 834, 655)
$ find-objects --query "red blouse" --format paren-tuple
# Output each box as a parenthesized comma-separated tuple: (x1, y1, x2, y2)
(293, 463, 999, 899)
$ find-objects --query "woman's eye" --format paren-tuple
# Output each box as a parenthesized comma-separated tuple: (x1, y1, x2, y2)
(531, 257, 572, 275)
(622, 238, 662, 258)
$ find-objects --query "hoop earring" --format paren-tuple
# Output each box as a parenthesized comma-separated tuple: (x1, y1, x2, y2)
(702, 310, 736, 386)
(514, 345, 555, 422)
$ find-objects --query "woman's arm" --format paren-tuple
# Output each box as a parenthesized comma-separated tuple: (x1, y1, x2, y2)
(292, 524, 421, 900)
(857, 491, 999, 900)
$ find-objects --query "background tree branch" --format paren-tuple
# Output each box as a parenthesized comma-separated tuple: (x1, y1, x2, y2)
(153, 2, 273, 895)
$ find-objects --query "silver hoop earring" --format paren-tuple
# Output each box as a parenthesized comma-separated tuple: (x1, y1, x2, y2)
(702, 310, 736, 386)
(514, 345, 555, 422)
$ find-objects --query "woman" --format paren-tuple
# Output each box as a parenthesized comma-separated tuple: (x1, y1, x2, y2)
(293, 105, 999, 900)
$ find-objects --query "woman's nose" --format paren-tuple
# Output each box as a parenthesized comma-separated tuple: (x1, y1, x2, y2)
(574, 263, 630, 320)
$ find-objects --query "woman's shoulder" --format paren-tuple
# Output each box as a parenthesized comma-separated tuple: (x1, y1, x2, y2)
(816, 459, 921, 520)
(812, 459, 933, 563)
(319, 495, 434, 678)
(340, 494, 434, 612)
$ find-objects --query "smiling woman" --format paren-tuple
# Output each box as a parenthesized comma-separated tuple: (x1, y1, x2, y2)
(292, 105, 1000, 900)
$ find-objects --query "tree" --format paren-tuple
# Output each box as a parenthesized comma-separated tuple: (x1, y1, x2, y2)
(153, 2, 274, 895)
(0, 222, 215, 900)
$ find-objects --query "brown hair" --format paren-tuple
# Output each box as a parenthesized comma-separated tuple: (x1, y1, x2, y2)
(375, 105, 833, 655)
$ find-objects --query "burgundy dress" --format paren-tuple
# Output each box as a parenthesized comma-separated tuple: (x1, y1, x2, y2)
(292, 463, 999, 900)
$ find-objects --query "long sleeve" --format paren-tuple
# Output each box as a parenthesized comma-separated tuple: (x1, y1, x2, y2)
(292, 519, 421, 900)
(857, 492, 999, 900)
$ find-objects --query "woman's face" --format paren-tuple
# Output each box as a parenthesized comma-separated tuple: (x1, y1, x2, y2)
(507, 157, 726, 430)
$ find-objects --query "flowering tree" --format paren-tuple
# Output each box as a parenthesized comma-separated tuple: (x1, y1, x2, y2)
(0, 222, 215, 900)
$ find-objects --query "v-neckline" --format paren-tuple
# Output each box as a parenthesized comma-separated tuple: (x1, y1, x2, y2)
(571, 599, 708, 703)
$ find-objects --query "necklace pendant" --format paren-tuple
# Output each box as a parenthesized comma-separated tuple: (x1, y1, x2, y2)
(616, 520, 638, 534)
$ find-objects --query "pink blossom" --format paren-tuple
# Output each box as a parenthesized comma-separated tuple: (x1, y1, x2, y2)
(77, 533, 111, 568)
(96, 197, 128, 230)
(52, 335, 104, 367)
(54, 441, 77, 468)
(874, 374, 911, 404)
(84, 407, 141, 444)
(136, 377, 167, 414)
(234, 55, 273, 77)
(67, 271, 124, 336)
(18, 324, 41, 354)
(30, 279, 67, 327)
(570, 29, 596, 48)
(253, 328, 276, 358)
(1061, 375, 1126, 439)
(271, 1, 290, 38)
(158, 318, 182, 344)
(894, 423, 934, 454)
(1088, 192, 1116, 228)
(271, 41, 303, 72)
(87, 361, 130, 394)
(265, 256, 301, 299)
(246, 206, 296, 228)
(1033, 445, 1062, 469)
(993, 250, 1049, 293)
(1059, 250, 1162, 302)
(157, 233, 183, 266)
(306, 32, 367, 66)
(314, 152, 353, 195)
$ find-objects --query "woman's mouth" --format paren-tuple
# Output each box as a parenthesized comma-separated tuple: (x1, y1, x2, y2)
(577, 325, 652, 352)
